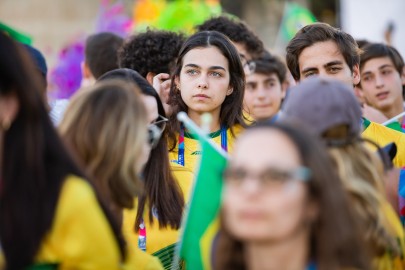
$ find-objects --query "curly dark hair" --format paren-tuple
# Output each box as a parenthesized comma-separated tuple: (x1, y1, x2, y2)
(118, 29, 186, 78)
(196, 16, 264, 59)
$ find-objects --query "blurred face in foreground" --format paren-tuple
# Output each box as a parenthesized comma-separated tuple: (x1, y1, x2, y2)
(223, 129, 314, 242)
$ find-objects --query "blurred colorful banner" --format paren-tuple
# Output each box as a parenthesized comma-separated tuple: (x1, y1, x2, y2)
(133, 0, 221, 33)
(280, 2, 316, 41)
(48, 0, 132, 100)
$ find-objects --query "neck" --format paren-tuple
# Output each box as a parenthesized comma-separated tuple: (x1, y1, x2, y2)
(245, 230, 310, 270)
(187, 109, 221, 133)
(382, 101, 404, 120)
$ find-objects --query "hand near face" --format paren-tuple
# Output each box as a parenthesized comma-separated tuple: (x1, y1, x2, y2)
(153, 73, 173, 116)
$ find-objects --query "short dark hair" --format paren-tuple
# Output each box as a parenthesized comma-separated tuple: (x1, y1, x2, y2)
(196, 16, 264, 59)
(360, 43, 404, 75)
(251, 52, 287, 83)
(167, 31, 246, 150)
(118, 29, 185, 78)
(85, 32, 124, 79)
(286, 23, 361, 81)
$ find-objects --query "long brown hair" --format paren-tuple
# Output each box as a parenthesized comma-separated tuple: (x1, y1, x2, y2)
(167, 31, 246, 150)
(215, 122, 370, 270)
(60, 80, 147, 214)
(324, 125, 401, 258)
(98, 68, 185, 230)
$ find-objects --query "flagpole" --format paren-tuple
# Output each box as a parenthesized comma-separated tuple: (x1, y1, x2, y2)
(382, 111, 405, 126)
(273, 1, 288, 53)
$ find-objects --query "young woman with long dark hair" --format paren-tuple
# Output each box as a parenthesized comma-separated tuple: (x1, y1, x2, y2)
(0, 31, 126, 270)
(167, 30, 247, 172)
(97, 69, 192, 268)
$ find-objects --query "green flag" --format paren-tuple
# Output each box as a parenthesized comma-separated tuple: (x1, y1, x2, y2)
(280, 2, 316, 41)
(0, 22, 32, 44)
(176, 112, 228, 270)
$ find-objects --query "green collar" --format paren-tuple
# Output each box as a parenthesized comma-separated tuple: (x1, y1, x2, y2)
(362, 117, 371, 130)
(184, 129, 222, 139)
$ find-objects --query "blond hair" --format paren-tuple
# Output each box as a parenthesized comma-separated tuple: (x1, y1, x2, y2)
(328, 141, 400, 257)
(59, 80, 148, 210)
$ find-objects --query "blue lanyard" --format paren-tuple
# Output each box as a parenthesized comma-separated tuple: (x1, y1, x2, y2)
(177, 124, 228, 166)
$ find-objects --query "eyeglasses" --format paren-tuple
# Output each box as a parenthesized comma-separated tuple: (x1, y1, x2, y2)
(240, 54, 256, 75)
(147, 115, 168, 148)
(152, 115, 168, 132)
(223, 166, 312, 190)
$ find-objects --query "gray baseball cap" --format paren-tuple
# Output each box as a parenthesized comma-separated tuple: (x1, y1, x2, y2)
(279, 77, 362, 141)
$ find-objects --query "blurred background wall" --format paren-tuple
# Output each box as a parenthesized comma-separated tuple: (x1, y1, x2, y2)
(0, 0, 403, 89)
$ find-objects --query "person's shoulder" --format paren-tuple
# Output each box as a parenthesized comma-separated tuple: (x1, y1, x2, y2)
(61, 175, 94, 201)
(229, 124, 245, 137)
(57, 175, 101, 218)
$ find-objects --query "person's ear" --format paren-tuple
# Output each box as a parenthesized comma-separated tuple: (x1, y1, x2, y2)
(0, 93, 19, 130)
(82, 61, 93, 80)
(306, 199, 319, 225)
(226, 87, 233, 96)
(352, 64, 361, 85)
(401, 66, 405, 85)
(146, 72, 156, 85)
(281, 80, 288, 98)
(174, 76, 180, 92)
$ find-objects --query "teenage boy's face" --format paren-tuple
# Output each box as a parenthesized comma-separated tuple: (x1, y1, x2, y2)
(244, 72, 285, 121)
(297, 40, 360, 87)
(360, 57, 405, 113)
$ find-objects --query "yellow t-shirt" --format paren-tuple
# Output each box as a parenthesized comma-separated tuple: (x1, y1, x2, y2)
(169, 125, 244, 173)
(362, 118, 405, 167)
(123, 164, 194, 268)
(0, 175, 162, 270)
(374, 200, 405, 269)
(34, 175, 124, 269)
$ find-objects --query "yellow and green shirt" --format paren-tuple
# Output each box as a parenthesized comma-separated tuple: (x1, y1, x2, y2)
(362, 118, 405, 167)
(374, 200, 405, 269)
(123, 164, 194, 269)
(1, 175, 162, 270)
(169, 125, 244, 173)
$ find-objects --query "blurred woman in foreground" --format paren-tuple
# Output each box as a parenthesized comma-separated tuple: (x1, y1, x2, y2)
(217, 122, 370, 270)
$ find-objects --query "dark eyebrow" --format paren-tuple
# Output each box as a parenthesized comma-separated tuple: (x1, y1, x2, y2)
(379, 64, 395, 70)
(184, 63, 200, 69)
(246, 81, 257, 86)
(301, 67, 318, 74)
(264, 77, 277, 82)
(324, 61, 343, 68)
(184, 63, 226, 71)
(361, 64, 395, 76)
(210, 66, 226, 71)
